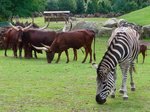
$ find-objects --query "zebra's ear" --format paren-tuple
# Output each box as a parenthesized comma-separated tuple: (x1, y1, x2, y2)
(92, 62, 98, 69)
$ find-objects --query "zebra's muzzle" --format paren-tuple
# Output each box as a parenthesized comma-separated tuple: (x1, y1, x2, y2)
(96, 94, 106, 104)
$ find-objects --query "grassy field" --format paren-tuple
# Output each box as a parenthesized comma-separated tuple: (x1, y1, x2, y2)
(0, 36, 150, 112)
(120, 6, 150, 25)
(1, 6, 150, 111)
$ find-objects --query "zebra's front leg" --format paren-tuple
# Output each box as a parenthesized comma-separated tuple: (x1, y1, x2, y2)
(129, 62, 136, 91)
(110, 85, 116, 98)
(119, 63, 129, 100)
(110, 69, 117, 98)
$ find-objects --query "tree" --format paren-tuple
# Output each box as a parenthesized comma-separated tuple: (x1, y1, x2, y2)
(46, 0, 59, 11)
(86, 0, 98, 14)
(58, 0, 76, 13)
(97, 0, 112, 14)
(0, 0, 13, 21)
(76, 0, 85, 14)
(0, 0, 46, 21)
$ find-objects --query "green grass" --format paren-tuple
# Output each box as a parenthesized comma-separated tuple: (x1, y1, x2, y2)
(119, 6, 150, 25)
(1, 7, 150, 111)
(0, 37, 150, 112)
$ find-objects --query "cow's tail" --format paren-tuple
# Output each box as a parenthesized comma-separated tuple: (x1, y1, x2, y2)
(93, 31, 96, 61)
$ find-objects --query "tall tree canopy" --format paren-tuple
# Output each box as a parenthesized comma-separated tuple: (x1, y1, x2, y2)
(57, 0, 76, 13)
(45, 0, 59, 11)
(0, 0, 46, 21)
(1, 0, 150, 21)
(76, 0, 85, 14)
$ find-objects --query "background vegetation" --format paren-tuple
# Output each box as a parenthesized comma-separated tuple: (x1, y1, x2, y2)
(120, 6, 150, 25)
(1, 0, 150, 21)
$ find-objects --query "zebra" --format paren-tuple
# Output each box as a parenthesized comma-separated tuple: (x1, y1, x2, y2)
(92, 26, 140, 104)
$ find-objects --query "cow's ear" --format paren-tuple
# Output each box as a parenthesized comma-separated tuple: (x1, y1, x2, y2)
(92, 62, 98, 70)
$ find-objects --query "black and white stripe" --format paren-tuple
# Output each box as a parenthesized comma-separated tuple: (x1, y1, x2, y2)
(94, 26, 139, 104)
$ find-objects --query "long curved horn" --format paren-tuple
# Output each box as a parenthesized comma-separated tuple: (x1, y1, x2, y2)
(32, 45, 49, 51)
(41, 43, 50, 49)
(68, 19, 72, 31)
(9, 16, 19, 31)
(62, 17, 68, 32)
(22, 16, 34, 31)
(39, 19, 50, 30)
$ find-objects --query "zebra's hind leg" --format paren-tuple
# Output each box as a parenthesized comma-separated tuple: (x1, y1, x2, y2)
(129, 62, 136, 91)
(110, 68, 117, 98)
(119, 62, 130, 100)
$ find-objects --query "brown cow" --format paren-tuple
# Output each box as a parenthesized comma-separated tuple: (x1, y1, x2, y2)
(33, 29, 96, 63)
(3, 26, 24, 57)
(3, 18, 51, 58)
(3, 18, 34, 58)
(137, 44, 148, 63)
(20, 21, 73, 59)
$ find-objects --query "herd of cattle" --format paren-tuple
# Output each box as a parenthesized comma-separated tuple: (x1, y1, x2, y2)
(2, 18, 96, 63)
(1, 18, 149, 64)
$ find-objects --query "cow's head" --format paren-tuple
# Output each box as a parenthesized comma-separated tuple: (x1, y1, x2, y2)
(9, 17, 34, 42)
(32, 44, 55, 63)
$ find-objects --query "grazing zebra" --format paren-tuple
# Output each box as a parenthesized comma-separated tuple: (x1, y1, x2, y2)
(92, 26, 140, 104)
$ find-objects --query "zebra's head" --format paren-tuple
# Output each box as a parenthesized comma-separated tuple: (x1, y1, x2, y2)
(92, 63, 114, 104)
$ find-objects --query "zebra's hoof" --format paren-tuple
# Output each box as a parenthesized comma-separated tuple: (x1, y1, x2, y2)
(131, 88, 135, 91)
(123, 97, 128, 100)
(119, 90, 124, 94)
(111, 95, 115, 98)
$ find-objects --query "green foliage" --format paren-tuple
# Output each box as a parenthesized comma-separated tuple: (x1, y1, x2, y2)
(124, 1, 138, 13)
(86, 0, 98, 14)
(58, 0, 76, 13)
(0, 0, 46, 21)
(76, 0, 85, 14)
(46, 0, 59, 11)
(97, 0, 150, 14)
(97, 0, 112, 14)
(119, 6, 150, 25)
(111, 0, 138, 13)
(1, 0, 150, 21)
(0, 0, 12, 21)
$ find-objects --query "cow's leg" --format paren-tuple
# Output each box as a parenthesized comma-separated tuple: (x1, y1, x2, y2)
(142, 52, 145, 64)
(56, 52, 62, 63)
(89, 47, 92, 63)
(13, 44, 17, 58)
(34, 50, 38, 59)
(73, 48, 77, 61)
(82, 48, 88, 63)
(24, 46, 28, 58)
(24, 46, 32, 58)
(65, 50, 69, 63)
(4, 41, 9, 57)
(136, 54, 139, 63)
(19, 43, 23, 58)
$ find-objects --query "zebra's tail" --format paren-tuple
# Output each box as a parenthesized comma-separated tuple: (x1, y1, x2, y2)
(93, 32, 96, 61)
